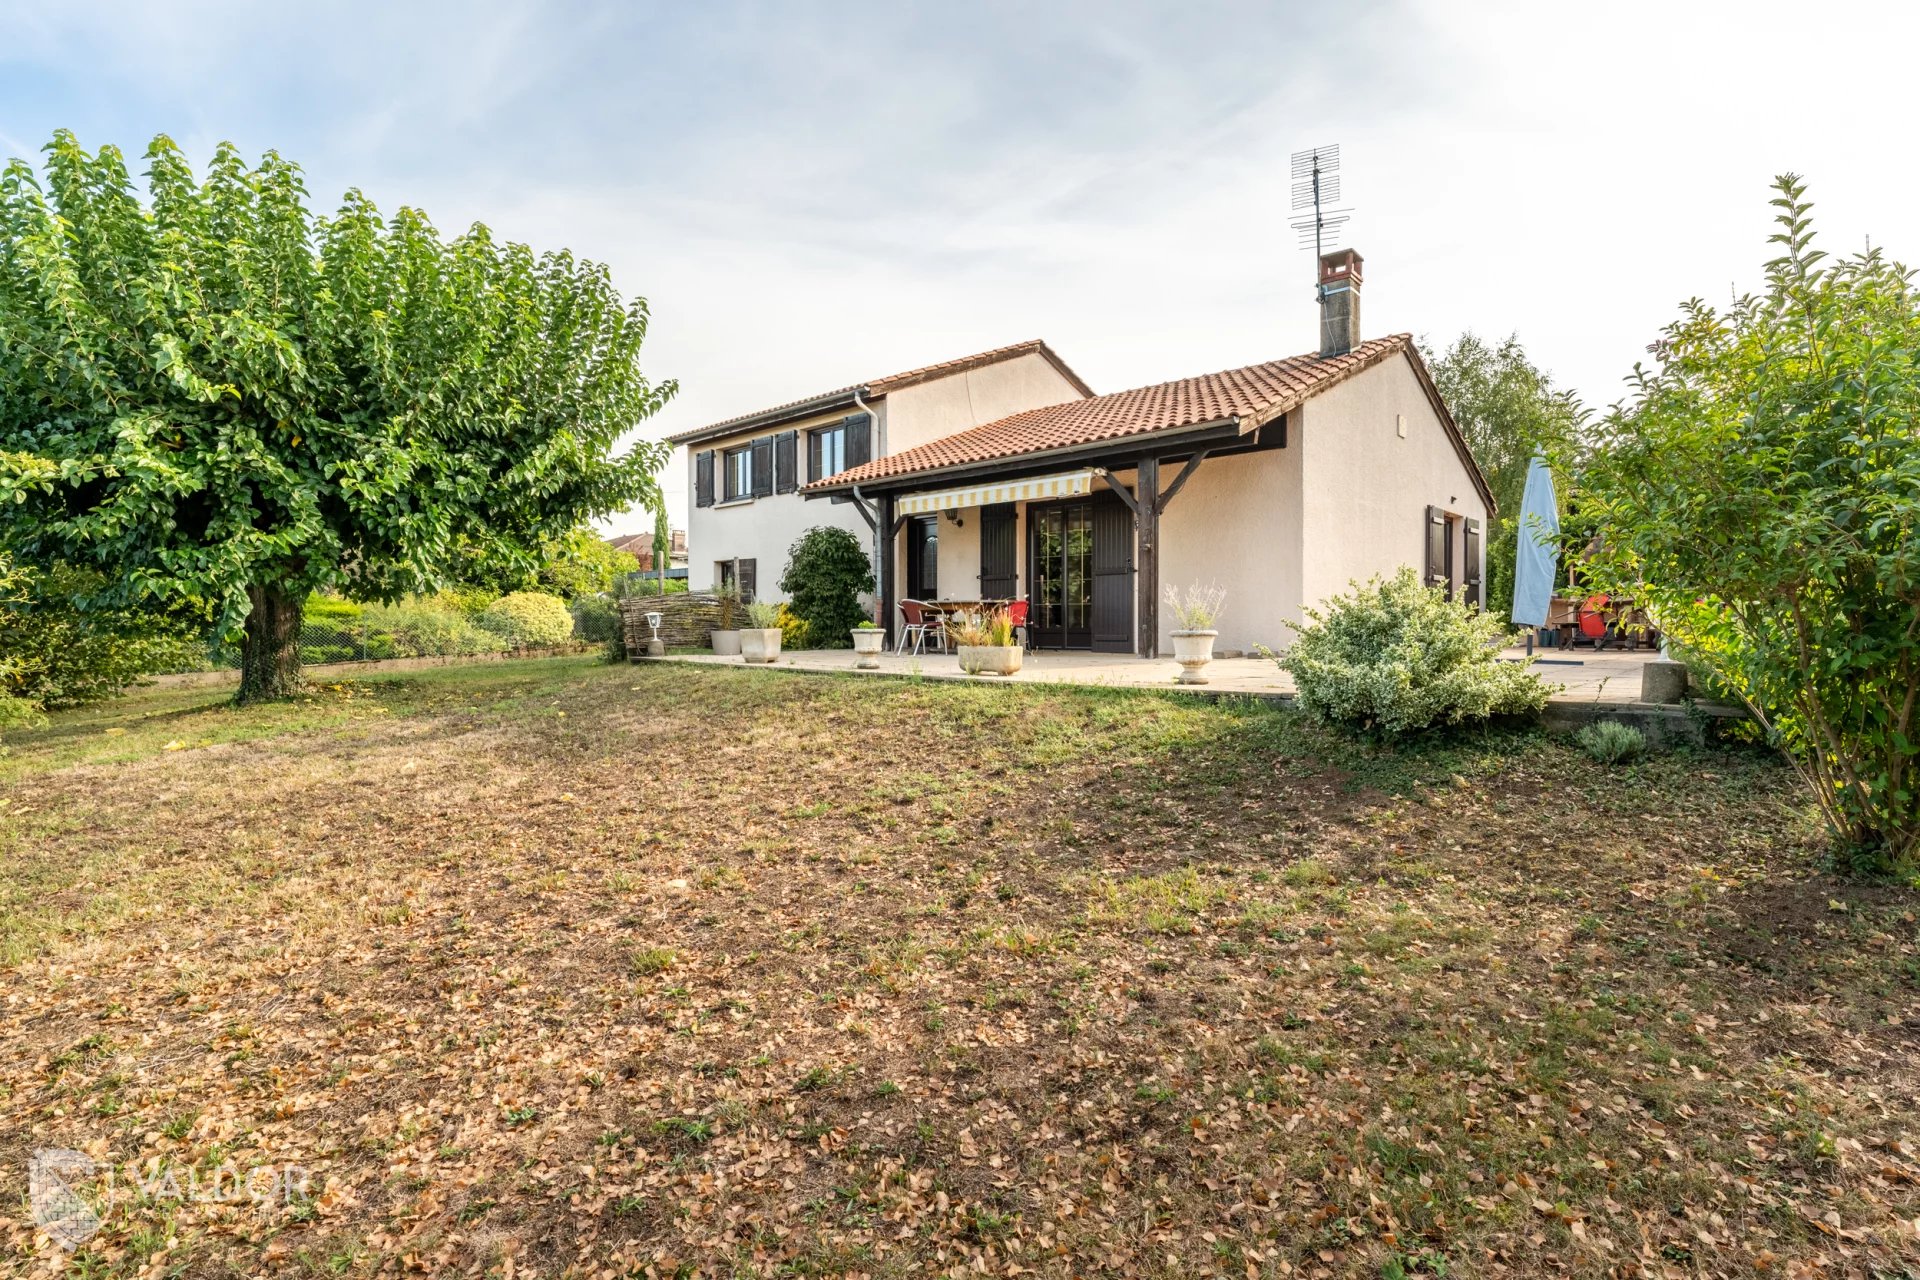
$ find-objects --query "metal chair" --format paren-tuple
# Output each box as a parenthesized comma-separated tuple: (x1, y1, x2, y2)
(898, 600, 948, 654)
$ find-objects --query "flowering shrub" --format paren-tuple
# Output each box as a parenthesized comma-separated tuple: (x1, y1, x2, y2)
(478, 592, 576, 648)
(1279, 567, 1547, 737)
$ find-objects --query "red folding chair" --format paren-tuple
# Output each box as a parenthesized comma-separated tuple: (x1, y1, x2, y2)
(1576, 594, 1611, 648)
(1004, 599, 1030, 650)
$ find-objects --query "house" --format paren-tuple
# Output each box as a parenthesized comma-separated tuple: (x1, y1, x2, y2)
(801, 251, 1493, 657)
(668, 340, 1094, 602)
(606, 529, 688, 576)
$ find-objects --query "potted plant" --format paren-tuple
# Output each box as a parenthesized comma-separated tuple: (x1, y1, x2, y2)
(1166, 583, 1225, 685)
(739, 600, 784, 663)
(850, 618, 885, 669)
(709, 582, 742, 656)
(952, 607, 1022, 677)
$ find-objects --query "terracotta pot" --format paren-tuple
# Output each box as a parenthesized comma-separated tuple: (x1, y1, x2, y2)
(710, 629, 742, 656)
(956, 644, 1023, 677)
(851, 628, 885, 669)
(1171, 629, 1217, 685)
(739, 628, 783, 664)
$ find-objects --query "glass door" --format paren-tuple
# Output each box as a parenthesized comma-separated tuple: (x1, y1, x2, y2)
(1028, 502, 1094, 648)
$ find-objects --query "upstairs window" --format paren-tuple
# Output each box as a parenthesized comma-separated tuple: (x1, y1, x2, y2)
(809, 424, 847, 482)
(724, 446, 754, 501)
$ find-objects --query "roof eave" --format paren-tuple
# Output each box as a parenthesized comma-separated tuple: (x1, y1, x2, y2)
(802, 414, 1251, 498)
(665, 387, 868, 448)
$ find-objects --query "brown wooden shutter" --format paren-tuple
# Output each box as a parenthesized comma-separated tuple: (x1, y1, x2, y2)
(738, 558, 757, 603)
(844, 413, 872, 469)
(695, 450, 715, 508)
(1424, 505, 1446, 589)
(750, 436, 774, 498)
(1463, 517, 1483, 608)
(774, 431, 797, 494)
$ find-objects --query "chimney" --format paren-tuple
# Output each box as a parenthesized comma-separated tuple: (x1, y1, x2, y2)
(1317, 248, 1363, 357)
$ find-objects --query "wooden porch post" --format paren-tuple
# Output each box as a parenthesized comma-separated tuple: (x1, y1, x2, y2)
(1136, 456, 1159, 658)
(877, 491, 897, 647)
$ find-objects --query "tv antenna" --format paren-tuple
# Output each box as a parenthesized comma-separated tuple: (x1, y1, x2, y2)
(1290, 144, 1351, 299)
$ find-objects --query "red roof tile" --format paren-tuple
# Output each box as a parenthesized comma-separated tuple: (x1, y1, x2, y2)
(807, 335, 1414, 489)
(666, 339, 1092, 446)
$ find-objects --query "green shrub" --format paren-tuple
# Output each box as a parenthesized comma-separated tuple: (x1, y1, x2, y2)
(1279, 567, 1548, 738)
(779, 527, 874, 648)
(359, 599, 508, 659)
(1576, 177, 1920, 871)
(1576, 720, 1647, 764)
(742, 600, 782, 629)
(478, 592, 575, 648)
(569, 594, 626, 661)
(0, 563, 204, 707)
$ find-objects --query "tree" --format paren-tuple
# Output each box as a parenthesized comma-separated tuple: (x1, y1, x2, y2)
(0, 132, 674, 701)
(460, 527, 640, 600)
(1577, 176, 1920, 873)
(1424, 333, 1588, 615)
(779, 527, 874, 647)
(651, 503, 671, 596)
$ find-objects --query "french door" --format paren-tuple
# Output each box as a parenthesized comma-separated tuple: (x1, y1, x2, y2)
(1027, 494, 1132, 651)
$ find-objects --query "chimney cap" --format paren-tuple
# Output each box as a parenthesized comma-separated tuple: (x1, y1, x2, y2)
(1318, 248, 1363, 287)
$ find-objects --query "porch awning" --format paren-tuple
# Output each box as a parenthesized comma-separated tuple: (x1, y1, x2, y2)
(895, 469, 1095, 516)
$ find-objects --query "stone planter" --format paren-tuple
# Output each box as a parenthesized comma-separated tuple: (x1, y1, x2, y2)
(851, 627, 885, 669)
(957, 644, 1023, 677)
(710, 628, 742, 656)
(1171, 629, 1218, 685)
(739, 627, 782, 664)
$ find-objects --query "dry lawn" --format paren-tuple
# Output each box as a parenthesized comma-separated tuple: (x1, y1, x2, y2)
(1, 657, 1917, 1279)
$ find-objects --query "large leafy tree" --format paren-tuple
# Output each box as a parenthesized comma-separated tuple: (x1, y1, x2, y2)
(0, 132, 674, 701)
(1578, 176, 1920, 873)
(1424, 332, 1587, 615)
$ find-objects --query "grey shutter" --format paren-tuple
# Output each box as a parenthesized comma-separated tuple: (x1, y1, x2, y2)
(1424, 505, 1446, 589)
(1090, 492, 1134, 653)
(1463, 517, 1483, 608)
(751, 436, 774, 498)
(774, 431, 798, 494)
(977, 503, 1018, 599)
(844, 413, 872, 470)
(738, 558, 757, 603)
(806, 430, 822, 482)
(695, 450, 715, 508)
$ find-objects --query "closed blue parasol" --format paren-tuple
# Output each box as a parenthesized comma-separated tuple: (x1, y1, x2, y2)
(1509, 456, 1560, 628)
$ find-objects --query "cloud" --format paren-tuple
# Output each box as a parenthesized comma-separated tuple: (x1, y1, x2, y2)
(4, 0, 1916, 538)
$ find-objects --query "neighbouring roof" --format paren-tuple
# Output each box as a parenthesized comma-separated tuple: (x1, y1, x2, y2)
(807, 334, 1429, 489)
(664, 339, 1094, 448)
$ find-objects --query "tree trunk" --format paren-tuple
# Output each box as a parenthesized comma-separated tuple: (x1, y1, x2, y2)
(237, 584, 304, 703)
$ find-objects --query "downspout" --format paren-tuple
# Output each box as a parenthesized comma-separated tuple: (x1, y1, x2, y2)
(851, 388, 886, 625)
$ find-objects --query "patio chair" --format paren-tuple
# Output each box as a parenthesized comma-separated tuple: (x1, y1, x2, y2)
(898, 600, 948, 655)
(1004, 599, 1030, 651)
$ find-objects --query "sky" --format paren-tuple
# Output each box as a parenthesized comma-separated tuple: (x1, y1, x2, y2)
(3, 0, 1914, 535)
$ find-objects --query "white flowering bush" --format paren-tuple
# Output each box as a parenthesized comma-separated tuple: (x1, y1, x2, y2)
(1280, 567, 1547, 737)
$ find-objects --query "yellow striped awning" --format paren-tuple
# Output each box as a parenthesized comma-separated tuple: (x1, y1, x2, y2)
(896, 469, 1095, 515)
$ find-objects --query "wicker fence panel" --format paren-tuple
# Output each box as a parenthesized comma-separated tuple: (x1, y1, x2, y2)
(619, 594, 730, 654)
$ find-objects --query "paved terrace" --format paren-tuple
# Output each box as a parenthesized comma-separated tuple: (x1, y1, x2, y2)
(664, 645, 1666, 705)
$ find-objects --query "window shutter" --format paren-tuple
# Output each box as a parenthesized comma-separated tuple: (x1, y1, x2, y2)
(774, 431, 797, 494)
(695, 450, 715, 508)
(1463, 517, 1483, 608)
(1424, 505, 1446, 589)
(750, 436, 774, 498)
(807, 430, 823, 483)
(844, 413, 872, 470)
(738, 558, 757, 603)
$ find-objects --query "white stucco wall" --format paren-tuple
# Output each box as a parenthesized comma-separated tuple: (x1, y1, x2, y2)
(683, 403, 885, 600)
(1149, 445, 1306, 655)
(882, 352, 1087, 453)
(1295, 352, 1489, 619)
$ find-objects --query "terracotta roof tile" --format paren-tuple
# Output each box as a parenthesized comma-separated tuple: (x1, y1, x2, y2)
(807, 335, 1413, 489)
(665, 339, 1092, 446)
